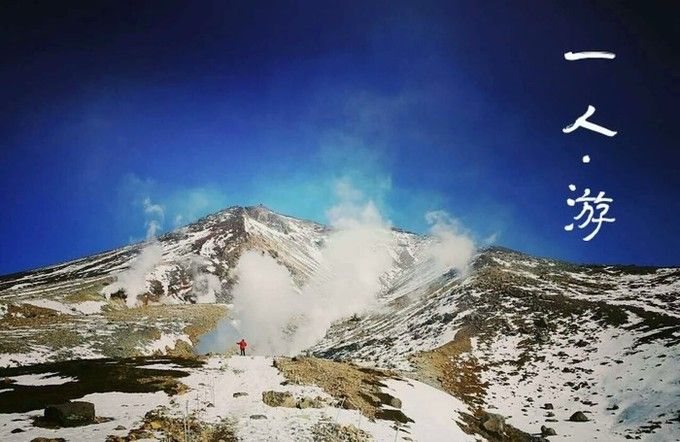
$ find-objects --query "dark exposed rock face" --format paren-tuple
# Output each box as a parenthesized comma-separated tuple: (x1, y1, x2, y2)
(534, 317, 549, 328)
(481, 412, 506, 434)
(374, 392, 402, 409)
(374, 408, 413, 424)
(44, 401, 95, 427)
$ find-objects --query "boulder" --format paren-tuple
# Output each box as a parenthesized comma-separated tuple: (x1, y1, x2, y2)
(296, 396, 327, 409)
(534, 317, 549, 328)
(44, 401, 95, 427)
(536, 332, 550, 344)
(233, 392, 249, 398)
(109, 289, 126, 301)
(262, 391, 296, 408)
(441, 313, 456, 323)
(250, 414, 267, 420)
(569, 411, 589, 422)
(541, 425, 557, 436)
(31, 439, 66, 442)
(480, 412, 505, 434)
(375, 392, 402, 409)
(312, 422, 371, 441)
(543, 403, 554, 410)
(297, 397, 316, 409)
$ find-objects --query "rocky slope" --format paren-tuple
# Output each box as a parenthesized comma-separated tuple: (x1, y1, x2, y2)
(0, 206, 678, 441)
(312, 248, 680, 440)
(0, 205, 427, 368)
(0, 205, 422, 306)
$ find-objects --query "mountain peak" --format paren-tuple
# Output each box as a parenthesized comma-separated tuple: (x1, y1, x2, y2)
(0, 205, 677, 441)
(244, 204, 275, 217)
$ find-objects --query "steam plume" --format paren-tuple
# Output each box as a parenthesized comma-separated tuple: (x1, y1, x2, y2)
(183, 254, 222, 303)
(103, 197, 165, 306)
(424, 210, 475, 275)
(231, 181, 396, 355)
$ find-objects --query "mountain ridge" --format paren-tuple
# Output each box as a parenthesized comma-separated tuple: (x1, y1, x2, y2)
(0, 205, 678, 440)
(2, 205, 674, 281)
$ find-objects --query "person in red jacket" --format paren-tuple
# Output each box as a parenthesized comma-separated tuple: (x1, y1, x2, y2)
(237, 338, 247, 356)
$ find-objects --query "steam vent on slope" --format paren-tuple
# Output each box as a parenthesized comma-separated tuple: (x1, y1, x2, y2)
(0, 205, 678, 441)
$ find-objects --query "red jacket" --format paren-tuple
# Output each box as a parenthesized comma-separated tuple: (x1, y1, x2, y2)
(237, 339, 247, 350)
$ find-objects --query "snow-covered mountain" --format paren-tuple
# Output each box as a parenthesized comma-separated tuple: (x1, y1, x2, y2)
(0, 205, 423, 306)
(1, 206, 324, 304)
(0, 205, 678, 441)
(313, 247, 680, 440)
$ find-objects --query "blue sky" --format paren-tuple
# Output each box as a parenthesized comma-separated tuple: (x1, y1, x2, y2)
(1, 1, 678, 274)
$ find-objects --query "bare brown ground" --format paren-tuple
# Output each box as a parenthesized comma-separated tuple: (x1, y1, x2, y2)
(274, 356, 402, 421)
(106, 407, 237, 442)
(410, 325, 486, 408)
(0, 303, 229, 361)
(0, 303, 68, 327)
(410, 326, 535, 442)
(104, 304, 229, 343)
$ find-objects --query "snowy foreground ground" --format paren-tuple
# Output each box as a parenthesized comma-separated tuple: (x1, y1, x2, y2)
(0, 355, 476, 442)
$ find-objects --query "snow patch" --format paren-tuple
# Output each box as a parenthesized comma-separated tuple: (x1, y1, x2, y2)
(383, 378, 476, 441)
(140, 332, 193, 355)
(8, 372, 77, 386)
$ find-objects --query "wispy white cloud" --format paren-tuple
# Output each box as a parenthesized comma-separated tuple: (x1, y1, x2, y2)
(142, 197, 164, 220)
(118, 174, 232, 240)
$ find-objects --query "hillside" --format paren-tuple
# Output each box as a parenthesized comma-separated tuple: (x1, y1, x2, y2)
(0, 206, 678, 441)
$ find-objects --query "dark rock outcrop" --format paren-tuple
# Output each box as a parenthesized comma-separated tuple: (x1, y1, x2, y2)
(262, 391, 296, 408)
(44, 401, 95, 427)
(481, 412, 506, 434)
(569, 411, 589, 422)
(541, 425, 557, 436)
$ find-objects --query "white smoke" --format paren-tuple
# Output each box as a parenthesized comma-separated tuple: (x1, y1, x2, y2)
(424, 210, 475, 275)
(231, 251, 301, 353)
(231, 180, 396, 355)
(143, 197, 164, 239)
(104, 193, 224, 306)
(145, 220, 162, 239)
(103, 197, 166, 307)
(229, 179, 480, 355)
(103, 243, 164, 307)
(183, 254, 222, 304)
